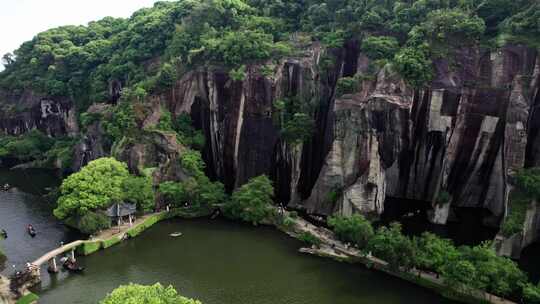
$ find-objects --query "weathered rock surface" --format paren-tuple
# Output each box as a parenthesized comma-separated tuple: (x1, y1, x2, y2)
(0, 90, 77, 137)
(1, 42, 540, 255)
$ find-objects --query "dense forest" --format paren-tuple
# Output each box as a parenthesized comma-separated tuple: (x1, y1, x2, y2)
(0, 0, 539, 111)
(2, 0, 540, 303)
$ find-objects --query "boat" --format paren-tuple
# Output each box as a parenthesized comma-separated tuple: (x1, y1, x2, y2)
(169, 232, 183, 237)
(27, 225, 36, 237)
(63, 260, 85, 273)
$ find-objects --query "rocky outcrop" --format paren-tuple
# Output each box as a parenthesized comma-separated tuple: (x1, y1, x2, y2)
(146, 42, 540, 236)
(0, 90, 77, 137)
(495, 200, 540, 259)
(1, 41, 539, 253)
(167, 43, 339, 203)
(72, 103, 110, 171)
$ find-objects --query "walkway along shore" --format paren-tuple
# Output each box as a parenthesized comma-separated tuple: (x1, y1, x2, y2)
(274, 210, 516, 304)
(5, 206, 517, 304)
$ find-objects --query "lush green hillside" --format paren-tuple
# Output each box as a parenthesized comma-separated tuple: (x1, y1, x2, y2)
(0, 0, 538, 111)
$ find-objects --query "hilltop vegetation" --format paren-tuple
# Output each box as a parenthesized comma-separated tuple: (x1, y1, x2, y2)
(0, 0, 538, 111)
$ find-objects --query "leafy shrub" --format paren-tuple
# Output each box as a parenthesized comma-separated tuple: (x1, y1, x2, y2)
(103, 102, 137, 143)
(80, 112, 103, 130)
(523, 282, 540, 304)
(368, 222, 415, 270)
(501, 188, 529, 236)
(328, 214, 374, 248)
(77, 211, 111, 235)
(515, 167, 540, 200)
(156, 108, 174, 131)
(224, 175, 275, 225)
(361, 36, 399, 60)
(100, 283, 202, 304)
(174, 114, 205, 150)
(335, 76, 358, 97)
(394, 46, 433, 87)
(414, 232, 459, 273)
(281, 113, 314, 144)
(298, 232, 321, 247)
(122, 175, 155, 212)
(0, 130, 54, 161)
(229, 65, 247, 81)
(181, 150, 206, 176)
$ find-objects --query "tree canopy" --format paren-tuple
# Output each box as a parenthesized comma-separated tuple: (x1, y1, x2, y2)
(1, 0, 538, 108)
(224, 175, 275, 225)
(54, 157, 156, 221)
(100, 283, 202, 304)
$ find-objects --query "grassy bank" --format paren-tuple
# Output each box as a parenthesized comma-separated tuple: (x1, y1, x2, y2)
(15, 292, 39, 304)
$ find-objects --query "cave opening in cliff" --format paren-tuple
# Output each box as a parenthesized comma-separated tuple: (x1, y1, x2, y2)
(519, 242, 540, 284)
(380, 197, 498, 246)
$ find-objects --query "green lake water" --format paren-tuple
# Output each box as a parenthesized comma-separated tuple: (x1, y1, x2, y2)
(35, 218, 457, 304)
(0, 168, 462, 303)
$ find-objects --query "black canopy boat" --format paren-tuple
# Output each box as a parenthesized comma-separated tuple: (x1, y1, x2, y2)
(62, 258, 84, 273)
(27, 224, 36, 237)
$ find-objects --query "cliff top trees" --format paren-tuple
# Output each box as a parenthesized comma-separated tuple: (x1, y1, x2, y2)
(100, 283, 202, 304)
(2, 0, 538, 110)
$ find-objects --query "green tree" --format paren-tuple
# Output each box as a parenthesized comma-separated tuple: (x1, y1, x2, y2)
(0, 130, 54, 161)
(442, 260, 478, 294)
(123, 175, 155, 212)
(76, 211, 111, 235)
(103, 102, 137, 142)
(54, 157, 130, 219)
(328, 214, 374, 248)
(414, 232, 460, 273)
(181, 150, 206, 176)
(224, 175, 275, 225)
(361, 36, 399, 60)
(281, 113, 314, 144)
(459, 242, 526, 297)
(100, 283, 202, 304)
(523, 282, 540, 304)
(515, 167, 540, 200)
(394, 46, 433, 88)
(367, 222, 415, 270)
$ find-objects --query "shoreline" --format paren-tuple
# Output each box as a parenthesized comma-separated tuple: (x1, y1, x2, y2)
(9, 206, 516, 304)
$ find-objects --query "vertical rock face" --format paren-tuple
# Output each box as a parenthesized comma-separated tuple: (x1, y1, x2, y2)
(169, 43, 340, 203)
(289, 44, 539, 227)
(1, 41, 539, 251)
(0, 90, 76, 136)
(162, 43, 539, 233)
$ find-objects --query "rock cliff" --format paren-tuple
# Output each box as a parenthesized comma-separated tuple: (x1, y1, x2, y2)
(1, 42, 539, 255)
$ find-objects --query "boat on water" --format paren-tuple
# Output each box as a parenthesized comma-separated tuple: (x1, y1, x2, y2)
(169, 232, 183, 237)
(27, 225, 36, 237)
(62, 258, 85, 273)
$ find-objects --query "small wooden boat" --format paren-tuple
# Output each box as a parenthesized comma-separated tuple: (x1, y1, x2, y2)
(169, 232, 183, 237)
(27, 225, 36, 237)
(63, 261, 84, 273)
